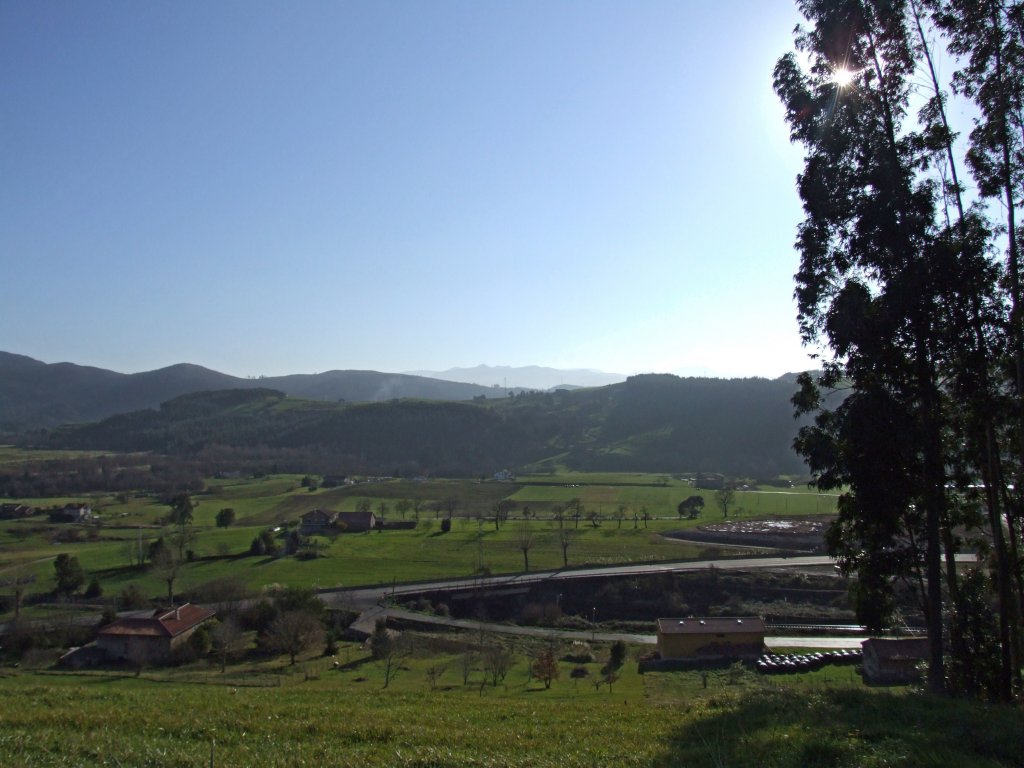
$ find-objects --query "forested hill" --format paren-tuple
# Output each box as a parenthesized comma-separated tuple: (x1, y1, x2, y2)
(0, 352, 513, 431)
(31, 374, 810, 478)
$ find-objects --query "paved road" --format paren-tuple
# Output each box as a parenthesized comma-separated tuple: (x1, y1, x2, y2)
(323, 555, 840, 611)
(360, 606, 868, 649)
(323, 553, 975, 646)
(323, 555, 841, 634)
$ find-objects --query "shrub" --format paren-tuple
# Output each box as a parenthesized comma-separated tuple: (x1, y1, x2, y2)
(608, 640, 627, 670)
(563, 641, 595, 664)
(188, 624, 213, 658)
(241, 599, 278, 633)
(118, 584, 148, 610)
(324, 632, 339, 657)
(413, 597, 433, 613)
(84, 576, 103, 599)
(520, 602, 562, 626)
(98, 605, 118, 628)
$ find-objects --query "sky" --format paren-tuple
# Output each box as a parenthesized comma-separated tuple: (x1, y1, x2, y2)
(1, 0, 820, 380)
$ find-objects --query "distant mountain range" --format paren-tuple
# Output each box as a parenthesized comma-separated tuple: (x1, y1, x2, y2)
(0, 352, 519, 431)
(1, 353, 820, 478)
(406, 364, 626, 390)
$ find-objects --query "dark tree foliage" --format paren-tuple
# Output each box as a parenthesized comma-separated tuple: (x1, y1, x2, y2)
(261, 610, 325, 666)
(53, 553, 84, 596)
(777, 0, 1023, 700)
(27, 376, 814, 479)
(215, 507, 236, 528)
(678, 496, 705, 519)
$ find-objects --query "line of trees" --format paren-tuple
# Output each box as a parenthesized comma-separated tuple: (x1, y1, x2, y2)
(775, 0, 1024, 701)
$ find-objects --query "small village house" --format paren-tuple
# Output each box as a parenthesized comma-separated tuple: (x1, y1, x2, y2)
(48, 503, 95, 523)
(0, 503, 34, 519)
(299, 508, 377, 535)
(335, 510, 377, 532)
(861, 637, 929, 684)
(96, 604, 215, 665)
(656, 617, 766, 661)
(299, 508, 337, 535)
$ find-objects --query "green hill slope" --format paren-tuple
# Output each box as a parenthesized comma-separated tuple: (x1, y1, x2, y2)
(31, 374, 810, 477)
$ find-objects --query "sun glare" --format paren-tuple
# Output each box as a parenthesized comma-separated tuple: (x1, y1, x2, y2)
(832, 67, 858, 88)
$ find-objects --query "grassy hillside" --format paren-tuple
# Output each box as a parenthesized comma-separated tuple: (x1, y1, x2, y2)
(0, 654, 1020, 767)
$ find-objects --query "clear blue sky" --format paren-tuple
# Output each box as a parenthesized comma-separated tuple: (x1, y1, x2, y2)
(1, 0, 816, 379)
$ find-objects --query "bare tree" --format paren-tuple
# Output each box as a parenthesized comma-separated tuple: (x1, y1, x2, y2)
(168, 493, 196, 561)
(0, 569, 35, 620)
(425, 662, 448, 690)
(531, 646, 560, 690)
(444, 495, 459, 519)
(212, 616, 247, 672)
(460, 647, 477, 685)
(516, 521, 534, 572)
(613, 505, 628, 528)
(566, 497, 583, 528)
(715, 488, 736, 518)
(558, 529, 575, 568)
(395, 499, 411, 520)
(263, 610, 325, 665)
(482, 644, 515, 687)
(150, 546, 181, 604)
(370, 618, 409, 689)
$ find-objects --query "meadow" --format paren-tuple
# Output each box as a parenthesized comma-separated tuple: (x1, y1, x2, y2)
(1, 472, 837, 613)
(0, 639, 1019, 768)
(3, 466, 1018, 767)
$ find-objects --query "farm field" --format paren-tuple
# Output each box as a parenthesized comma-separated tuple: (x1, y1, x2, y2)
(0, 472, 837, 615)
(0, 642, 1019, 768)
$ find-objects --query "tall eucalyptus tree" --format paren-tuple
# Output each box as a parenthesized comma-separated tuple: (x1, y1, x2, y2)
(930, 0, 1024, 699)
(775, 0, 961, 692)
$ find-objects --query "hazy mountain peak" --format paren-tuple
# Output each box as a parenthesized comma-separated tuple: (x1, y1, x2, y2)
(406, 364, 626, 390)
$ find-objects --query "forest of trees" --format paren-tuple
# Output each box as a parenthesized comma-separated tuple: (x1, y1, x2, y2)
(19, 375, 812, 482)
(776, 0, 1024, 701)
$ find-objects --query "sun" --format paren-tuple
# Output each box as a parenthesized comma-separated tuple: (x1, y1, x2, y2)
(831, 67, 858, 88)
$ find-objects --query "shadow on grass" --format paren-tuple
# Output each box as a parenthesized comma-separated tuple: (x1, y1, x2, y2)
(656, 686, 1023, 768)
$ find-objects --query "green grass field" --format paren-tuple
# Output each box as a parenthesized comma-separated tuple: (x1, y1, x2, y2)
(1, 471, 837, 615)
(0, 642, 1019, 767)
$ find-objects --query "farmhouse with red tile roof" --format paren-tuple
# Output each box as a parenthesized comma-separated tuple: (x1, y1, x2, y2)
(96, 604, 215, 664)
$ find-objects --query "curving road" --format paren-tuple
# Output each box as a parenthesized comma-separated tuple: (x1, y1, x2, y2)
(321, 553, 976, 647)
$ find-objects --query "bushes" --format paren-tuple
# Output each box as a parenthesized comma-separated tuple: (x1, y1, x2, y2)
(519, 602, 562, 626)
(562, 641, 595, 664)
(118, 584, 148, 610)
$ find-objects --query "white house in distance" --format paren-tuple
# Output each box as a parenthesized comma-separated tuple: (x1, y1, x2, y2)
(49, 503, 95, 523)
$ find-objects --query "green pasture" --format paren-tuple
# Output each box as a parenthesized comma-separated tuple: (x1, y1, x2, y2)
(0, 446, 111, 468)
(517, 471, 684, 486)
(1, 472, 835, 614)
(0, 643, 1019, 768)
(23, 518, 750, 606)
